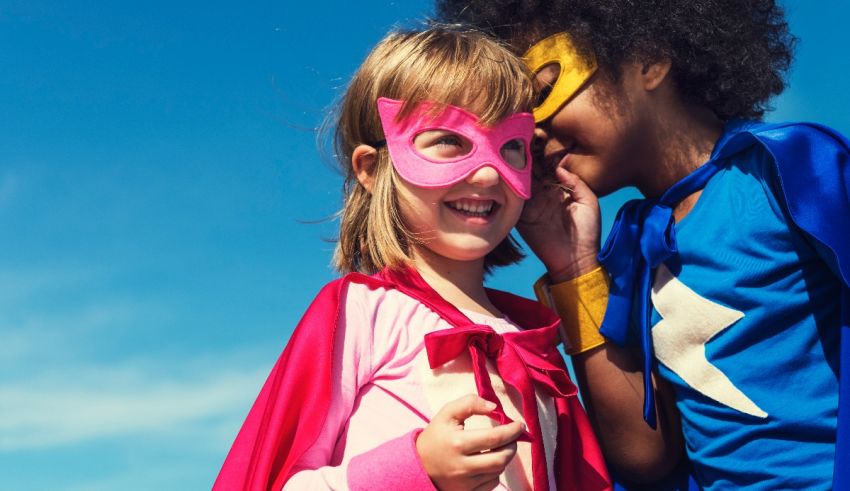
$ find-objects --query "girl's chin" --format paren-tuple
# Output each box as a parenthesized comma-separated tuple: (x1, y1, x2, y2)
(413, 242, 498, 265)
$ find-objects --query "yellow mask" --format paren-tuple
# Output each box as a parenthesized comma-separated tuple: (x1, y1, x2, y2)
(523, 32, 597, 123)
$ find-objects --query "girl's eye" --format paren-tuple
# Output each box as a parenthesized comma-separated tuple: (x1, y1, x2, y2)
(435, 134, 463, 147)
(500, 139, 527, 169)
(502, 139, 522, 151)
(413, 130, 472, 160)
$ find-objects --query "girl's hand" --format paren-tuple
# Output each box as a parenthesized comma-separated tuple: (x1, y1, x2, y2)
(518, 167, 601, 282)
(416, 394, 523, 491)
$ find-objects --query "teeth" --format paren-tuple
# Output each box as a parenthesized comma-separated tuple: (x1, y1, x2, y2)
(448, 199, 494, 216)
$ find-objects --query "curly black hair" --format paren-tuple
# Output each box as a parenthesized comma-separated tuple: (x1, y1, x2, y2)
(435, 0, 796, 120)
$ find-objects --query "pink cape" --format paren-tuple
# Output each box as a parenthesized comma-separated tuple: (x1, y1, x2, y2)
(213, 268, 611, 490)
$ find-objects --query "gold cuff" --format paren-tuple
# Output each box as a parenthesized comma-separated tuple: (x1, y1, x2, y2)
(533, 267, 610, 355)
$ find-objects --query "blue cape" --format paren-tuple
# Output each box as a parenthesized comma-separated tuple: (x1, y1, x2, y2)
(600, 121, 850, 489)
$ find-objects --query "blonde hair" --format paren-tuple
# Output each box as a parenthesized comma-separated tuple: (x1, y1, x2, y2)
(332, 25, 535, 274)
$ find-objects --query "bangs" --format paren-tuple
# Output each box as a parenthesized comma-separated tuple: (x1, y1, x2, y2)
(377, 27, 535, 126)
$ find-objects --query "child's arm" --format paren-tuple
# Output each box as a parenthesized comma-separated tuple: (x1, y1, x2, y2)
(570, 343, 685, 482)
(521, 168, 685, 482)
(283, 430, 433, 490)
(280, 283, 429, 490)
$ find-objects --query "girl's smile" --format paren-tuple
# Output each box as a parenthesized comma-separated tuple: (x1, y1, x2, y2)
(397, 165, 523, 264)
(445, 197, 500, 221)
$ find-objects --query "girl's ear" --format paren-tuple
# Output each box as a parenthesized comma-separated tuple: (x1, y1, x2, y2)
(641, 59, 672, 91)
(352, 144, 379, 193)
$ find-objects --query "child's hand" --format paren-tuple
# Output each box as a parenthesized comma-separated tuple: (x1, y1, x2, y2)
(518, 167, 601, 282)
(416, 394, 523, 491)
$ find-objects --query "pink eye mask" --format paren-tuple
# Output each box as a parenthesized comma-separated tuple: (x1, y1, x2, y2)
(376, 97, 534, 199)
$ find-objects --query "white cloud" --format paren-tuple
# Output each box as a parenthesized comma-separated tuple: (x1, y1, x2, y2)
(0, 295, 159, 365)
(0, 263, 108, 311)
(62, 464, 204, 491)
(0, 355, 268, 451)
(0, 245, 282, 459)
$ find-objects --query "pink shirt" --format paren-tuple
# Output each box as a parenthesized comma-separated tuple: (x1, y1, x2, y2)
(284, 282, 560, 490)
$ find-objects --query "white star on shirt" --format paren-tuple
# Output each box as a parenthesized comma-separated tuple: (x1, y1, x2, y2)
(651, 264, 768, 418)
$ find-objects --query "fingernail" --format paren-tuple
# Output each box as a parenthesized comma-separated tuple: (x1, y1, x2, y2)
(483, 400, 497, 410)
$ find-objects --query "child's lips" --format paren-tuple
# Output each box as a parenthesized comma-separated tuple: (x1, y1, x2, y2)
(444, 198, 501, 220)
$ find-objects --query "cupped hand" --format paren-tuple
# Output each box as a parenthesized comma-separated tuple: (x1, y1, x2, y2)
(416, 394, 523, 491)
(518, 166, 602, 282)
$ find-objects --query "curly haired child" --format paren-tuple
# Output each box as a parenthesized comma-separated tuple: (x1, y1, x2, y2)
(437, 1, 850, 489)
(213, 25, 612, 490)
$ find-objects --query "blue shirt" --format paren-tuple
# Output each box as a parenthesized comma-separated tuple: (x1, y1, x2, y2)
(650, 144, 840, 490)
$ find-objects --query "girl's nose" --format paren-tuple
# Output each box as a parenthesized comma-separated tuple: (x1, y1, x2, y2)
(464, 165, 501, 187)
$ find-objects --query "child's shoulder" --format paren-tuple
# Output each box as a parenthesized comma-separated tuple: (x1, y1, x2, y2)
(299, 273, 385, 320)
(333, 271, 431, 321)
(731, 119, 850, 283)
(722, 119, 848, 167)
(747, 120, 848, 142)
(336, 272, 392, 306)
(300, 273, 412, 345)
(310, 271, 393, 298)
(719, 118, 847, 184)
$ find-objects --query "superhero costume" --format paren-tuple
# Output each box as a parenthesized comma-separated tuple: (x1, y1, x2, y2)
(213, 266, 611, 490)
(599, 121, 850, 489)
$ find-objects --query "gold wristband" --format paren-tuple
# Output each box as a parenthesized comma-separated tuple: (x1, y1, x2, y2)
(533, 266, 610, 355)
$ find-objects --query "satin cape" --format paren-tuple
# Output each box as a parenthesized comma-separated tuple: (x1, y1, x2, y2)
(213, 267, 611, 490)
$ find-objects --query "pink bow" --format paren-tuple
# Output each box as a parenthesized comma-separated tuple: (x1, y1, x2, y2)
(424, 322, 577, 490)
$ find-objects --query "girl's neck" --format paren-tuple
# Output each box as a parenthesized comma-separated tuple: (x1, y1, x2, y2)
(409, 247, 502, 317)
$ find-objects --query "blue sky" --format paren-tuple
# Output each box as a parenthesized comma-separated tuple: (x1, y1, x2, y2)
(1, 1, 848, 489)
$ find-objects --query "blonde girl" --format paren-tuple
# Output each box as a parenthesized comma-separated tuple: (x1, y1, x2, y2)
(214, 26, 610, 491)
